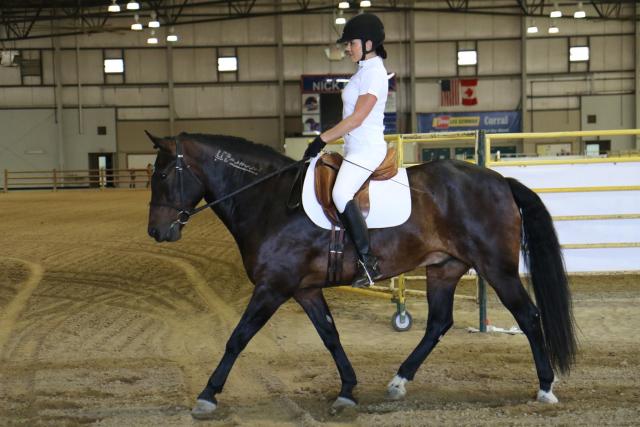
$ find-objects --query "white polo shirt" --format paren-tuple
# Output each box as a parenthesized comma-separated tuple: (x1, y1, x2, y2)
(341, 56, 388, 148)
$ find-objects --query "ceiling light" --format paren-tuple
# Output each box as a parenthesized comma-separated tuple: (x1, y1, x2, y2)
(147, 30, 158, 44)
(167, 27, 178, 42)
(550, 3, 562, 18)
(126, 0, 140, 10)
(148, 11, 160, 28)
(149, 11, 160, 28)
(107, 0, 120, 13)
(360, 0, 371, 7)
(338, 1, 349, 8)
(548, 25, 559, 34)
(527, 25, 538, 34)
(336, 16, 346, 25)
(574, 3, 586, 18)
(131, 14, 142, 30)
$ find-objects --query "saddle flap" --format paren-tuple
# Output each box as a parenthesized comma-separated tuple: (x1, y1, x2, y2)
(313, 147, 398, 226)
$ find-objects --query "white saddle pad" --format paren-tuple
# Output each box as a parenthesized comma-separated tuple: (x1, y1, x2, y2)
(302, 156, 412, 230)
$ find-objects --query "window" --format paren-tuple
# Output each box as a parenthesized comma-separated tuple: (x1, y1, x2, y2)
(217, 56, 238, 72)
(569, 46, 589, 62)
(104, 58, 124, 73)
(457, 50, 477, 66)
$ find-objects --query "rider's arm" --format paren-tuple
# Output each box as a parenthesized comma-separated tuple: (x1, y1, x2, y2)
(319, 93, 377, 143)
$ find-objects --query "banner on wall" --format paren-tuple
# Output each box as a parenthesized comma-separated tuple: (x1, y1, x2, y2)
(301, 74, 397, 135)
(417, 111, 521, 134)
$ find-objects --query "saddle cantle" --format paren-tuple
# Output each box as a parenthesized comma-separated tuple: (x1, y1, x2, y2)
(314, 148, 398, 226)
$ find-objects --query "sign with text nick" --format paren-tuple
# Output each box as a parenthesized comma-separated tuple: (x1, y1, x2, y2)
(301, 74, 397, 135)
(417, 111, 521, 134)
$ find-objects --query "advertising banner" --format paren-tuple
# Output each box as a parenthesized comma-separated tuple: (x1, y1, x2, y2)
(418, 111, 521, 134)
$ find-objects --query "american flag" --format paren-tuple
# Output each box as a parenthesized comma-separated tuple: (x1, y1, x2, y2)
(440, 79, 460, 106)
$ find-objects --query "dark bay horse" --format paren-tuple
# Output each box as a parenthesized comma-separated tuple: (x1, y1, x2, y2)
(146, 132, 576, 419)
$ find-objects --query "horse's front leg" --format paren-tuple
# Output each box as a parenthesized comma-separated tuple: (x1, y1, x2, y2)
(192, 283, 289, 419)
(293, 288, 358, 410)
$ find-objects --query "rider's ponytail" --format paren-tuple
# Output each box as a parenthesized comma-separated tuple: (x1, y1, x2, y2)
(376, 44, 387, 59)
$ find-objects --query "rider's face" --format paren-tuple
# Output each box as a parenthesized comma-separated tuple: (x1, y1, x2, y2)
(344, 39, 362, 63)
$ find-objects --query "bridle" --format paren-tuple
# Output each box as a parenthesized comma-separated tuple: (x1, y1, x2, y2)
(149, 138, 305, 228)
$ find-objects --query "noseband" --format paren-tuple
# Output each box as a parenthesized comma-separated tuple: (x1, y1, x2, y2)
(150, 138, 305, 228)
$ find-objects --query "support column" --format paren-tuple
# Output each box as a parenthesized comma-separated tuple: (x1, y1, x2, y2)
(408, 4, 417, 132)
(275, 3, 285, 149)
(635, 2, 640, 149)
(166, 43, 175, 135)
(52, 28, 65, 170)
(521, 15, 529, 133)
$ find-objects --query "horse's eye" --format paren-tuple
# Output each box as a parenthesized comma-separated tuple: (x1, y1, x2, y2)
(161, 173, 167, 179)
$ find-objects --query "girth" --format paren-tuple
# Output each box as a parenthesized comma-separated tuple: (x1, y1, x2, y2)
(314, 147, 398, 226)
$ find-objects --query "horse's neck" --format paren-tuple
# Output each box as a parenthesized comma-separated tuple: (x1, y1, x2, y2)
(199, 142, 290, 242)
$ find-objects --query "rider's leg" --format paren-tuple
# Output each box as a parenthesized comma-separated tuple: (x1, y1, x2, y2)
(332, 144, 386, 287)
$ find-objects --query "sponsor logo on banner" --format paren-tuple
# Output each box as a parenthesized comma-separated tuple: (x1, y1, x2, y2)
(419, 111, 521, 133)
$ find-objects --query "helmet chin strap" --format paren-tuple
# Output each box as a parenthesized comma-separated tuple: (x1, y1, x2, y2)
(360, 39, 377, 61)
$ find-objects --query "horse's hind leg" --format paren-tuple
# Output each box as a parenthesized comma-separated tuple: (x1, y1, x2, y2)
(191, 283, 289, 419)
(388, 258, 469, 400)
(294, 288, 358, 410)
(481, 267, 556, 402)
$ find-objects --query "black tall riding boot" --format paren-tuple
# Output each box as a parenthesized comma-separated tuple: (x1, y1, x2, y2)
(339, 200, 382, 288)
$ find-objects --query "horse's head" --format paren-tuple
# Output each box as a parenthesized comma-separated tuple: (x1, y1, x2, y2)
(146, 131, 205, 242)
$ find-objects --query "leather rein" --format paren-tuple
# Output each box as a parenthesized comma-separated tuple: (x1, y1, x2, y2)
(149, 139, 305, 228)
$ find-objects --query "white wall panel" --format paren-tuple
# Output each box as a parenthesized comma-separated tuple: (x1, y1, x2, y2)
(125, 49, 167, 83)
(247, 16, 277, 44)
(527, 38, 568, 74)
(194, 87, 225, 117)
(284, 83, 300, 115)
(101, 87, 168, 106)
(530, 96, 579, 110)
(384, 44, 407, 78)
(589, 35, 634, 72)
(238, 47, 277, 81)
(283, 46, 351, 79)
(0, 109, 58, 171)
(282, 14, 335, 44)
(414, 12, 519, 40)
(0, 87, 54, 107)
(478, 40, 520, 75)
(0, 64, 22, 85)
(172, 48, 217, 83)
(41, 51, 54, 85)
(118, 107, 170, 120)
(414, 42, 456, 77)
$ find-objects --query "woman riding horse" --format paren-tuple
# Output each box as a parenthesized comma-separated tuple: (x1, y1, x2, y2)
(304, 13, 389, 288)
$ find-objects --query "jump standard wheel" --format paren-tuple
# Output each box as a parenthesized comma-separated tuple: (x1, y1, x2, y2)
(391, 310, 412, 332)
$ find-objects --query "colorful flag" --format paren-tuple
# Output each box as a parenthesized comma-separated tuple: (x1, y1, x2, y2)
(440, 79, 460, 106)
(461, 79, 478, 106)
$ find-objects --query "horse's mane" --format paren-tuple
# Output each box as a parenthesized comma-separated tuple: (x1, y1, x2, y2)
(181, 132, 293, 166)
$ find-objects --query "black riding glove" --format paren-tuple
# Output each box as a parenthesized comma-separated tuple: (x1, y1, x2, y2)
(303, 136, 326, 159)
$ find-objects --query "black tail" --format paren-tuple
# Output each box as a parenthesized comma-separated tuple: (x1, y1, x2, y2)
(507, 178, 577, 374)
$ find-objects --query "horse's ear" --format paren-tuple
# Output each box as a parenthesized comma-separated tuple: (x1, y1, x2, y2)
(145, 130, 174, 153)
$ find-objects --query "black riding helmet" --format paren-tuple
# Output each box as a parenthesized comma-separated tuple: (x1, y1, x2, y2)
(337, 13, 385, 61)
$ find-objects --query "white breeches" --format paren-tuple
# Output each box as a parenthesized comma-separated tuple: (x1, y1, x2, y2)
(332, 142, 387, 213)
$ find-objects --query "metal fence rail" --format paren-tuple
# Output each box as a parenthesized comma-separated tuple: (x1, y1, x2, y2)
(3, 168, 152, 192)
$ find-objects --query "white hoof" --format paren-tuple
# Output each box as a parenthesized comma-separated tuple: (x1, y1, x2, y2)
(386, 375, 408, 400)
(329, 396, 357, 415)
(537, 389, 559, 404)
(331, 396, 357, 410)
(191, 399, 217, 419)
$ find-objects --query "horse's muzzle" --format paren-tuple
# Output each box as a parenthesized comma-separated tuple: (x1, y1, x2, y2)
(148, 225, 182, 242)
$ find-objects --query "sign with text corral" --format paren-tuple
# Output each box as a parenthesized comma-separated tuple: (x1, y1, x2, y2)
(418, 111, 521, 134)
(300, 74, 397, 135)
